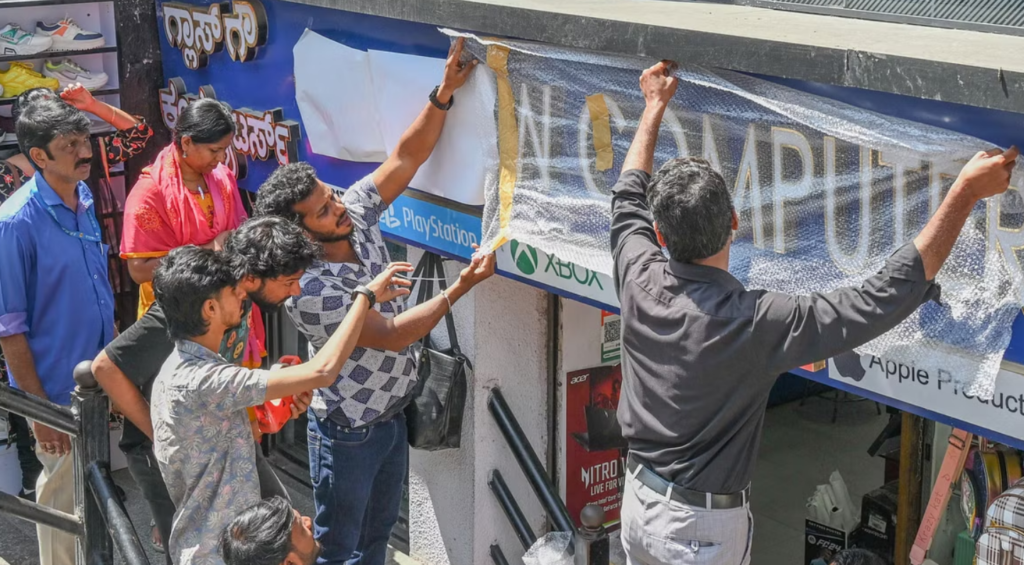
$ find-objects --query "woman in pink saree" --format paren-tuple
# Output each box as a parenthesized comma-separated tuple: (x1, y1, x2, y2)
(120, 98, 265, 368)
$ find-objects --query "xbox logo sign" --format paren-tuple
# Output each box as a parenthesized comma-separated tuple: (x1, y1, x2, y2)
(509, 240, 539, 276)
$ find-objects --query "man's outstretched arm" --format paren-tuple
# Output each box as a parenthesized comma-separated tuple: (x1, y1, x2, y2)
(372, 38, 478, 206)
(612, 61, 679, 291)
(756, 146, 1018, 374)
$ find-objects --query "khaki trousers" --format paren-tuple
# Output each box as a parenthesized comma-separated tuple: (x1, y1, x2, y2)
(35, 446, 78, 565)
(621, 471, 753, 565)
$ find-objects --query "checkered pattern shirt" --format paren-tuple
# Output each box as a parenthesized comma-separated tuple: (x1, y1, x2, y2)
(285, 176, 419, 428)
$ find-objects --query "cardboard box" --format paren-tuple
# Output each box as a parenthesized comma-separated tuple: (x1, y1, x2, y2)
(806, 519, 852, 564)
(851, 526, 894, 564)
(861, 482, 898, 539)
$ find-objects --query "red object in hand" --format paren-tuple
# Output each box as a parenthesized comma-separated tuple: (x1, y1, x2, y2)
(254, 355, 302, 434)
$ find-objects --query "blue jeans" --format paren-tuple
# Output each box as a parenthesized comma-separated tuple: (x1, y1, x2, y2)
(308, 412, 408, 565)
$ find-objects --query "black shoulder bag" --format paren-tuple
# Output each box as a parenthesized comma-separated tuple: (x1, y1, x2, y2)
(404, 252, 469, 451)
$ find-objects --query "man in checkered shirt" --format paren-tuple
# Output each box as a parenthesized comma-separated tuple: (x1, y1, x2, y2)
(254, 38, 496, 565)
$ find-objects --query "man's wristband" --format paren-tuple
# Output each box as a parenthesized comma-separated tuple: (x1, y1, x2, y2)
(351, 285, 376, 310)
(429, 86, 454, 111)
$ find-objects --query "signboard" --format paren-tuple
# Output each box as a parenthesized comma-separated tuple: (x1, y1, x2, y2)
(162, 0, 268, 69)
(377, 194, 481, 259)
(565, 365, 626, 529)
(159, 77, 300, 182)
(154, 0, 1024, 441)
(495, 240, 619, 311)
(828, 354, 1024, 443)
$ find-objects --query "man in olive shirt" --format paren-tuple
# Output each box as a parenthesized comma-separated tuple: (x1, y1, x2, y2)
(612, 61, 1018, 565)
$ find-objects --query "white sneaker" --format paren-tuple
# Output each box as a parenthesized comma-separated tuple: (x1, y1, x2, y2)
(35, 18, 105, 51)
(43, 59, 108, 90)
(0, 23, 53, 55)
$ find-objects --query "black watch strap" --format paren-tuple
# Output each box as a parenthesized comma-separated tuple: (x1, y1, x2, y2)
(351, 285, 376, 310)
(429, 86, 454, 111)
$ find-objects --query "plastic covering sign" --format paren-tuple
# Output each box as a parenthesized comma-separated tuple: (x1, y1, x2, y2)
(446, 30, 1024, 399)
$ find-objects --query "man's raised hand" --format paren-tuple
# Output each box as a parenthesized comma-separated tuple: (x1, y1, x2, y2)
(438, 37, 478, 101)
(640, 60, 679, 109)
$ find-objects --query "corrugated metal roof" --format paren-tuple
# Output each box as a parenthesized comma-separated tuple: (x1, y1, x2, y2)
(704, 0, 1024, 33)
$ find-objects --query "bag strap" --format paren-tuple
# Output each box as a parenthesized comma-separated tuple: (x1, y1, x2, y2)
(430, 253, 462, 356)
(413, 252, 435, 307)
(910, 428, 974, 565)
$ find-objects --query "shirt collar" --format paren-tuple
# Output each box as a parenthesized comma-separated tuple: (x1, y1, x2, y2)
(176, 339, 226, 363)
(33, 173, 93, 210)
(666, 259, 746, 291)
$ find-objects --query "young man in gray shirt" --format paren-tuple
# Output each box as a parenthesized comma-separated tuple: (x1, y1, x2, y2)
(612, 60, 1018, 565)
(149, 245, 412, 565)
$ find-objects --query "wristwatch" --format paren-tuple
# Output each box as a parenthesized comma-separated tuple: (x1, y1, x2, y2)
(429, 86, 454, 111)
(351, 285, 376, 310)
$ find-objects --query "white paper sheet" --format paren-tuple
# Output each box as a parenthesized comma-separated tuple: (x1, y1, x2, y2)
(292, 29, 495, 205)
(293, 29, 387, 162)
(367, 49, 495, 206)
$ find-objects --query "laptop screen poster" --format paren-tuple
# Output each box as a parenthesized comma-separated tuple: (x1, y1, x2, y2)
(565, 364, 627, 529)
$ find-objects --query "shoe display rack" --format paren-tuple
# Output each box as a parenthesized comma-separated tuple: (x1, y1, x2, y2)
(0, 0, 134, 326)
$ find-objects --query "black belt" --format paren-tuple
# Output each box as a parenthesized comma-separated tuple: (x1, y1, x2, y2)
(626, 454, 749, 510)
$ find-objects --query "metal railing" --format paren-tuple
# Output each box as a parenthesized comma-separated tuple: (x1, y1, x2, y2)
(0, 360, 150, 565)
(488, 388, 609, 565)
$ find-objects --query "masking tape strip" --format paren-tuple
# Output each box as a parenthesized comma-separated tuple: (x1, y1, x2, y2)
(487, 44, 517, 250)
(586, 93, 613, 172)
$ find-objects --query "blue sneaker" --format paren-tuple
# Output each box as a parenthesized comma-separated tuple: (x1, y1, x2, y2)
(35, 18, 105, 51)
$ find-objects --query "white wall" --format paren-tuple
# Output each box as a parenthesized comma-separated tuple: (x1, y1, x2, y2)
(407, 248, 552, 565)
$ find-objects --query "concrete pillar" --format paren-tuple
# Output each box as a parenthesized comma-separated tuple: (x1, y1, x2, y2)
(407, 249, 552, 565)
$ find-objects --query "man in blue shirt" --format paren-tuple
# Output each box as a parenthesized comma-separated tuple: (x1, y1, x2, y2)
(0, 97, 115, 565)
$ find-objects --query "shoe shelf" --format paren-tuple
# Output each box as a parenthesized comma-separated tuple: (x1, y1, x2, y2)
(0, 44, 117, 64)
(0, 86, 118, 106)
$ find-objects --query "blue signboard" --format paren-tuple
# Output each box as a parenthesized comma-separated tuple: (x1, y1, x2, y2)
(376, 193, 482, 259)
(154, 0, 1024, 384)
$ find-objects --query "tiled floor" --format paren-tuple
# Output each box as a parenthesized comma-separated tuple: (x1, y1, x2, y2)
(752, 394, 890, 565)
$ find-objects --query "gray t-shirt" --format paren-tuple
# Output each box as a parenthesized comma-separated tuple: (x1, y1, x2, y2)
(151, 340, 269, 565)
(611, 169, 939, 494)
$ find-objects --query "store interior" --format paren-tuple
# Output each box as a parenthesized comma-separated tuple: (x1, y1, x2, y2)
(753, 390, 890, 564)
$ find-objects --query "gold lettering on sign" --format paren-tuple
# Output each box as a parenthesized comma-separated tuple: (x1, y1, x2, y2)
(162, 0, 267, 68)
(222, 0, 268, 62)
(771, 127, 815, 254)
(734, 124, 765, 249)
(158, 78, 301, 181)
(163, 2, 225, 70)
(823, 138, 872, 274)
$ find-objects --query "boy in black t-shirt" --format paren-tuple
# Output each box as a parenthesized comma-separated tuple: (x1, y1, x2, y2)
(91, 217, 321, 560)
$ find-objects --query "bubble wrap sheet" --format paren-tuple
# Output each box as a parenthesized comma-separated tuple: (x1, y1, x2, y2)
(443, 30, 1024, 399)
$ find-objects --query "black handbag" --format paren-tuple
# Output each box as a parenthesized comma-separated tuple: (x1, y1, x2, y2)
(404, 252, 469, 451)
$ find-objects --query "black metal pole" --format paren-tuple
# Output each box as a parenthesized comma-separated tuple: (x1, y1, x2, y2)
(489, 544, 510, 565)
(0, 490, 83, 536)
(574, 504, 610, 565)
(87, 463, 150, 565)
(0, 383, 77, 436)
(488, 388, 576, 534)
(488, 469, 537, 549)
(72, 360, 114, 565)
